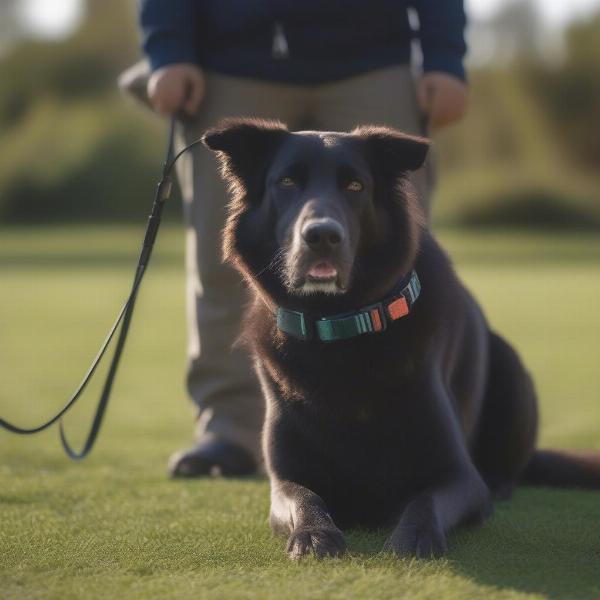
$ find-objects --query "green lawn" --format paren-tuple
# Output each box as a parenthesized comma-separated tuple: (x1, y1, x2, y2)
(1, 225, 600, 600)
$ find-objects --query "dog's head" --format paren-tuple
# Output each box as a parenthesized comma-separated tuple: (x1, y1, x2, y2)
(203, 118, 428, 310)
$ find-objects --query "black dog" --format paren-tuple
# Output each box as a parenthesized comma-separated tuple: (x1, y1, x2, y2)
(203, 118, 600, 559)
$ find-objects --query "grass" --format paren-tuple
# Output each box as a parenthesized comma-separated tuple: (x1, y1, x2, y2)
(1, 224, 600, 600)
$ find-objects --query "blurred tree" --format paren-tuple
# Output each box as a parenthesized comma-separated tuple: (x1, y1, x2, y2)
(0, 0, 139, 124)
(0, 0, 598, 226)
(467, 0, 552, 67)
(528, 14, 600, 171)
(432, 7, 600, 228)
(0, 0, 167, 222)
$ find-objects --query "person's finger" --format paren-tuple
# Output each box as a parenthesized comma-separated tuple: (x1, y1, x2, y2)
(431, 87, 462, 129)
(152, 95, 170, 115)
(183, 77, 204, 115)
(148, 87, 169, 114)
(434, 91, 467, 129)
(428, 90, 447, 129)
(418, 73, 469, 130)
(162, 85, 189, 115)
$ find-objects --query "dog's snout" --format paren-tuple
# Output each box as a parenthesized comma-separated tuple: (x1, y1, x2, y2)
(301, 219, 345, 252)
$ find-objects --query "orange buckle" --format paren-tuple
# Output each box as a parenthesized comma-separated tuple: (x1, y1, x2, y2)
(386, 296, 409, 321)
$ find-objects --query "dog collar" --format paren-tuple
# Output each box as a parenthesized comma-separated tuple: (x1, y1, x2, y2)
(276, 270, 421, 342)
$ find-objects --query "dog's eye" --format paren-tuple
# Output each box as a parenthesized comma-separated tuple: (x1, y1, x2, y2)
(278, 176, 296, 188)
(347, 180, 363, 192)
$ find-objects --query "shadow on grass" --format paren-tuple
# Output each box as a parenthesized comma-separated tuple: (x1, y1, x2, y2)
(345, 529, 389, 556)
(449, 487, 600, 600)
(344, 488, 599, 600)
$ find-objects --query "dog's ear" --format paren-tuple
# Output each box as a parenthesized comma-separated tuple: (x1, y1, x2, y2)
(352, 125, 430, 173)
(203, 117, 289, 188)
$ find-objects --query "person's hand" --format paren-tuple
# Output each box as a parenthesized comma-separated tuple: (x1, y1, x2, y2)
(147, 63, 205, 116)
(417, 72, 468, 131)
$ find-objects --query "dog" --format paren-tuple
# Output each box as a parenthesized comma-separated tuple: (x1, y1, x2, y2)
(202, 117, 600, 559)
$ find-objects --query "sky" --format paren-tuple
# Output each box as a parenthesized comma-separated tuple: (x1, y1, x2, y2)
(17, 0, 83, 39)
(15, 0, 600, 40)
(467, 0, 600, 27)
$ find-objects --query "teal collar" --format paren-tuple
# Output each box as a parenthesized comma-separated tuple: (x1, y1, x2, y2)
(276, 270, 421, 342)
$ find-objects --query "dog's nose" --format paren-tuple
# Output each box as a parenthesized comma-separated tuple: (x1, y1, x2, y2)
(301, 219, 345, 252)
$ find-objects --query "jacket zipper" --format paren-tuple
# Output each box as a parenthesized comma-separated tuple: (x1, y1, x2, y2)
(272, 21, 290, 59)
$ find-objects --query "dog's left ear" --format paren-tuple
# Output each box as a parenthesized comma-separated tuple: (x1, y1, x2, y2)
(203, 117, 289, 187)
(353, 125, 430, 173)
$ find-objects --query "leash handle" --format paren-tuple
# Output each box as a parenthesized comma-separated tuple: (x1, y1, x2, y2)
(0, 117, 192, 460)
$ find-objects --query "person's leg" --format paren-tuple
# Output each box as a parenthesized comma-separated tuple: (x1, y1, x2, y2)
(311, 65, 434, 216)
(170, 73, 310, 476)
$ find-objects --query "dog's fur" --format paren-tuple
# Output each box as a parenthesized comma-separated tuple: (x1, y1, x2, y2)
(203, 118, 600, 559)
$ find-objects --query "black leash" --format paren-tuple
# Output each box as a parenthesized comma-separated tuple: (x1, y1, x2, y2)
(0, 117, 204, 460)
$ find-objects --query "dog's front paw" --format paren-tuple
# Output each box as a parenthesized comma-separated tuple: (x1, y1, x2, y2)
(286, 526, 346, 560)
(384, 499, 447, 559)
(385, 521, 447, 559)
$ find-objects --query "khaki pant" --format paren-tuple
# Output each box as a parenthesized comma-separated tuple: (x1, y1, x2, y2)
(121, 64, 432, 463)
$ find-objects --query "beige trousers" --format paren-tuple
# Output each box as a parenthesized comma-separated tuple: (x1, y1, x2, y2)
(122, 64, 432, 462)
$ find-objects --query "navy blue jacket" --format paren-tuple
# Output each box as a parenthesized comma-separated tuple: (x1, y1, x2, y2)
(140, 0, 467, 84)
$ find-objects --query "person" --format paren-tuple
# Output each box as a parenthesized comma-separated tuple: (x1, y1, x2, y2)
(123, 0, 468, 477)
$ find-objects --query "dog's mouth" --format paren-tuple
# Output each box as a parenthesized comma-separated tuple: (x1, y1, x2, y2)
(289, 259, 348, 295)
(306, 261, 338, 282)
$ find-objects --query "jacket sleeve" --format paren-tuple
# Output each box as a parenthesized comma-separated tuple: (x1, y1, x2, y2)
(410, 0, 467, 81)
(139, 0, 199, 71)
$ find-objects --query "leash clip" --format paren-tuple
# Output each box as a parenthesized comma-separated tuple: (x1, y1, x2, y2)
(158, 177, 172, 202)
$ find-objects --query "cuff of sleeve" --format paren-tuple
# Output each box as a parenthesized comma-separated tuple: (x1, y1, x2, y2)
(422, 51, 466, 82)
(144, 33, 198, 71)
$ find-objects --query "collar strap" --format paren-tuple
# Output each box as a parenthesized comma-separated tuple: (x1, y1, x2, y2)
(276, 270, 421, 342)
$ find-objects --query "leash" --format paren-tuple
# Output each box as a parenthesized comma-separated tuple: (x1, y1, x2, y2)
(0, 116, 204, 460)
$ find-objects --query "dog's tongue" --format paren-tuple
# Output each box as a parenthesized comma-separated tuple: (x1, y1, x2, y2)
(307, 262, 337, 279)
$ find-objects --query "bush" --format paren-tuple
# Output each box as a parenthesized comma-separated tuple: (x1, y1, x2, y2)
(0, 95, 175, 222)
(455, 186, 600, 230)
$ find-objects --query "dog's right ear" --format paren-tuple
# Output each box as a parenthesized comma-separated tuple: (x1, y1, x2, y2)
(352, 125, 430, 174)
(203, 117, 289, 188)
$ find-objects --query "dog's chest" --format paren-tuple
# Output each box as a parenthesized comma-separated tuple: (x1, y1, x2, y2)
(275, 381, 438, 528)
(262, 332, 440, 527)
(269, 333, 421, 408)
(295, 413, 430, 527)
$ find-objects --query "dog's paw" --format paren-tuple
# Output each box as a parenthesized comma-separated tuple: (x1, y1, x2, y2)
(384, 499, 447, 559)
(384, 521, 447, 559)
(286, 526, 347, 560)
